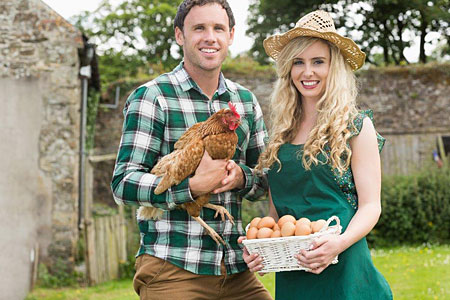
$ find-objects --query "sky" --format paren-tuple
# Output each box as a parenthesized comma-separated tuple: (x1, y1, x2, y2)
(41, 0, 253, 57)
(41, 0, 441, 62)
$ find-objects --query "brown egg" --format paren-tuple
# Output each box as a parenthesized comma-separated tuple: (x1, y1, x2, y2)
(250, 217, 261, 228)
(312, 219, 327, 233)
(273, 223, 280, 231)
(280, 222, 296, 237)
(271, 230, 281, 238)
(278, 215, 297, 228)
(246, 227, 259, 240)
(257, 227, 274, 239)
(257, 216, 276, 229)
(297, 217, 311, 227)
(295, 223, 312, 236)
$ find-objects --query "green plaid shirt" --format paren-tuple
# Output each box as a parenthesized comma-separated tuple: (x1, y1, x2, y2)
(111, 62, 268, 275)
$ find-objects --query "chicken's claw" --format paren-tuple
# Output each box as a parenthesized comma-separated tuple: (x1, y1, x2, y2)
(192, 216, 226, 245)
(204, 204, 235, 225)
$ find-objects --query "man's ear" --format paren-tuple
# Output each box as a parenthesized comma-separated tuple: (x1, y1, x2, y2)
(228, 26, 235, 46)
(175, 27, 184, 46)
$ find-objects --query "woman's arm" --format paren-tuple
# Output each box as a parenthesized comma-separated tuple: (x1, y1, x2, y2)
(297, 117, 382, 273)
(340, 117, 382, 248)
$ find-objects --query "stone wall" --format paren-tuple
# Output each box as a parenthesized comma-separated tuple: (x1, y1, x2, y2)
(93, 64, 450, 204)
(0, 0, 83, 297)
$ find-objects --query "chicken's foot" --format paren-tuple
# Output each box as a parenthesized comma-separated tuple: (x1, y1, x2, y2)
(203, 204, 235, 225)
(192, 216, 225, 245)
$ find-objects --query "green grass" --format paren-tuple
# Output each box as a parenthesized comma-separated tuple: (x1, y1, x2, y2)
(27, 245, 450, 300)
(371, 245, 450, 299)
(25, 280, 138, 300)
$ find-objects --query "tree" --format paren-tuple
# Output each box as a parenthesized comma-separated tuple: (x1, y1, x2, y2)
(246, 0, 450, 66)
(246, 0, 343, 64)
(351, 0, 414, 65)
(72, 0, 182, 86)
(352, 0, 449, 65)
(411, 0, 450, 63)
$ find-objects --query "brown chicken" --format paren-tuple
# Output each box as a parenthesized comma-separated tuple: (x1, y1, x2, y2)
(137, 102, 241, 245)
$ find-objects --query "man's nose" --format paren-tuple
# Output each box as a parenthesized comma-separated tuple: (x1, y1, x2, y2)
(203, 28, 217, 43)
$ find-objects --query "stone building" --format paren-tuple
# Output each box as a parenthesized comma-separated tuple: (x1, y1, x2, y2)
(0, 0, 89, 298)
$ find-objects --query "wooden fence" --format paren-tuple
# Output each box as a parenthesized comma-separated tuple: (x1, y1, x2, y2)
(380, 133, 449, 175)
(83, 154, 127, 285)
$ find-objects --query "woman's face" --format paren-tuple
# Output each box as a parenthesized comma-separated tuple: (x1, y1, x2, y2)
(290, 40, 330, 103)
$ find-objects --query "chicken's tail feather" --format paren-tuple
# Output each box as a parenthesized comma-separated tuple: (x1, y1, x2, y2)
(154, 175, 178, 194)
(137, 206, 163, 220)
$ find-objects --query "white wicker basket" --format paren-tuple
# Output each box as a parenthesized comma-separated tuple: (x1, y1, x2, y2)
(242, 216, 342, 272)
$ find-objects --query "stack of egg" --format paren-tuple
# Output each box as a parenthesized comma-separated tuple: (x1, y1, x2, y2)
(246, 215, 327, 239)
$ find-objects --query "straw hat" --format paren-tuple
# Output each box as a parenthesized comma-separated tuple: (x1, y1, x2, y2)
(263, 10, 366, 71)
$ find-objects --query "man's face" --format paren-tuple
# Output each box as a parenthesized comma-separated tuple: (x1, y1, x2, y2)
(175, 3, 234, 74)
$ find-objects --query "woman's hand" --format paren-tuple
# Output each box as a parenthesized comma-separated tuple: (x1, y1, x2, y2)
(296, 234, 345, 274)
(237, 236, 266, 276)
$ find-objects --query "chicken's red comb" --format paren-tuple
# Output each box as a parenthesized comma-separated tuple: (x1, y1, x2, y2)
(228, 102, 240, 118)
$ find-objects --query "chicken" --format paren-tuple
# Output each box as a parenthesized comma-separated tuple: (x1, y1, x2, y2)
(137, 102, 241, 245)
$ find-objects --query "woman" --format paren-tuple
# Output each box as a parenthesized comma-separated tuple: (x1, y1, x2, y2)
(240, 10, 392, 300)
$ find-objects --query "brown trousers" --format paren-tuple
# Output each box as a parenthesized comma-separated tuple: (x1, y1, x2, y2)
(133, 254, 273, 300)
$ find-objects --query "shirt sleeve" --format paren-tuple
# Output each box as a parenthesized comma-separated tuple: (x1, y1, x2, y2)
(237, 93, 269, 200)
(110, 86, 194, 209)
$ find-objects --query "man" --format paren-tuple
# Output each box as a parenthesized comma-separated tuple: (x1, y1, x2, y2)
(111, 0, 272, 299)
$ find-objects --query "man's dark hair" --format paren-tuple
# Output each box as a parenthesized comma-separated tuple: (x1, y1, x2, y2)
(173, 0, 235, 32)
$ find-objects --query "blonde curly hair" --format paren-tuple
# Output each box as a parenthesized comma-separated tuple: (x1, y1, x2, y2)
(256, 36, 358, 175)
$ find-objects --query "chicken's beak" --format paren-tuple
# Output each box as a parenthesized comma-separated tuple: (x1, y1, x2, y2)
(228, 120, 240, 131)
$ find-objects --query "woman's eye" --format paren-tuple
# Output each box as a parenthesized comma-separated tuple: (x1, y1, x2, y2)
(314, 60, 324, 64)
(293, 60, 303, 65)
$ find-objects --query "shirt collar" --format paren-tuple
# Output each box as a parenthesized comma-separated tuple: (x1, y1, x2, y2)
(173, 61, 237, 96)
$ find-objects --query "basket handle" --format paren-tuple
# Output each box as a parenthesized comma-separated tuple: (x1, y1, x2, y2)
(319, 216, 341, 233)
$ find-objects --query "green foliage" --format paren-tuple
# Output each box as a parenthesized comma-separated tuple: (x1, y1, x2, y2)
(118, 256, 136, 279)
(246, 0, 450, 65)
(222, 54, 276, 78)
(368, 166, 450, 246)
(72, 0, 182, 83)
(242, 198, 269, 228)
(86, 89, 100, 151)
(246, 0, 339, 64)
(351, 0, 450, 65)
(97, 51, 148, 89)
(36, 259, 83, 288)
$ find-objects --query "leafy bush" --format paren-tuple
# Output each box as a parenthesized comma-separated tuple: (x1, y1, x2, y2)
(118, 256, 136, 280)
(222, 55, 275, 79)
(37, 259, 83, 288)
(368, 166, 450, 246)
(242, 198, 269, 228)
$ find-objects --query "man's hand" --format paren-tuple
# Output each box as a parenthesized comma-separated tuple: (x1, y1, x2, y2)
(189, 151, 227, 197)
(213, 160, 245, 194)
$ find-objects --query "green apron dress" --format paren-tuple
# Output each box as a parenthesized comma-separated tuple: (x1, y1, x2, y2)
(267, 111, 392, 300)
